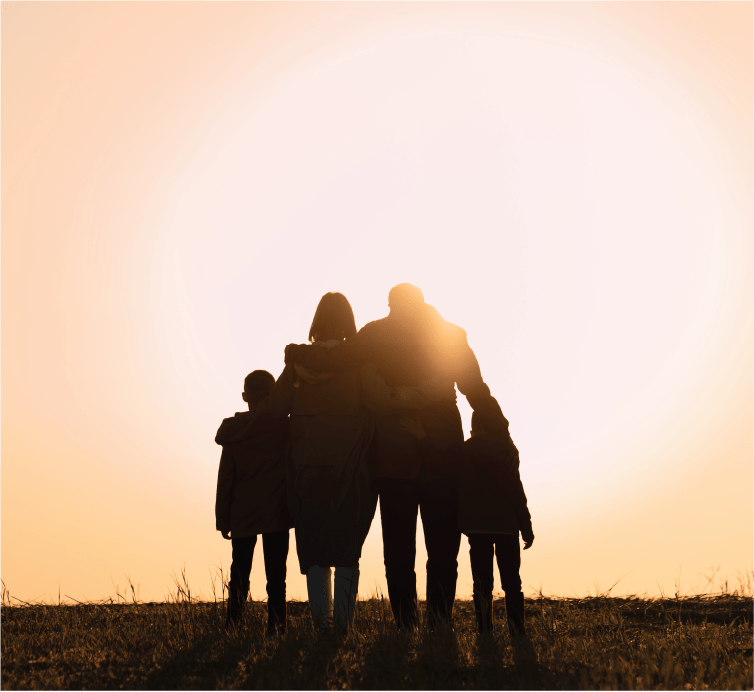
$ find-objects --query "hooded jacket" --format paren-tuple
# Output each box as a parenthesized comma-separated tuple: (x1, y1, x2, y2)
(214, 409, 293, 538)
(458, 434, 532, 537)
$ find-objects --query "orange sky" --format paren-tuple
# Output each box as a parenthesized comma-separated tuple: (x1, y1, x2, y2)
(2, 2, 751, 603)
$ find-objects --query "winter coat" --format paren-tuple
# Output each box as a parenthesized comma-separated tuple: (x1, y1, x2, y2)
(285, 304, 506, 479)
(263, 342, 378, 574)
(458, 434, 532, 537)
(214, 410, 293, 538)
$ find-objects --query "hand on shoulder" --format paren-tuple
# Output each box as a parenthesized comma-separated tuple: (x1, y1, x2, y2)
(284, 343, 305, 364)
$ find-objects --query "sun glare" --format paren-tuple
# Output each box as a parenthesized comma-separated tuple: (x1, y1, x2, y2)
(157, 18, 739, 498)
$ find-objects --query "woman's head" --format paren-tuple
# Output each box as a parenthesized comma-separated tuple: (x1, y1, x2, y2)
(309, 292, 357, 343)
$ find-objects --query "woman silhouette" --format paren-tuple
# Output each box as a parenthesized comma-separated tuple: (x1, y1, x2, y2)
(264, 292, 377, 630)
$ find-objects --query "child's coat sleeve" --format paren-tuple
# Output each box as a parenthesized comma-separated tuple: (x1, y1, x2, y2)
(215, 446, 235, 533)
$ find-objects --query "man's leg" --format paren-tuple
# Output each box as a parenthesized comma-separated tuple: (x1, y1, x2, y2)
(494, 534, 525, 638)
(468, 533, 495, 633)
(419, 477, 461, 628)
(227, 535, 257, 630)
(262, 530, 290, 635)
(378, 477, 420, 630)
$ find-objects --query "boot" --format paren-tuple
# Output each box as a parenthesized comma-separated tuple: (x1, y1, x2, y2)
(225, 590, 245, 632)
(506, 592, 538, 664)
(389, 587, 418, 631)
(504, 591, 526, 638)
(473, 593, 494, 634)
(266, 595, 286, 636)
(426, 589, 455, 632)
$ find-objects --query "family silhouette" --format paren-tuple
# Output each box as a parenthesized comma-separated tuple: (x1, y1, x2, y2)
(214, 283, 535, 658)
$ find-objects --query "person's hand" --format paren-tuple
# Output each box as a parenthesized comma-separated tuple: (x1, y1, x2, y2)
(221, 530, 231, 540)
(522, 529, 534, 550)
(284, 344, 299, 364)
(399, 416, 426, 440)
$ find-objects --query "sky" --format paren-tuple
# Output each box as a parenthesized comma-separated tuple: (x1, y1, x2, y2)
(2, 2, 751, 604)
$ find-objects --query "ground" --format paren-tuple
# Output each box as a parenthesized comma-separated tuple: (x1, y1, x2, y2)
(1, 594, 752, 690)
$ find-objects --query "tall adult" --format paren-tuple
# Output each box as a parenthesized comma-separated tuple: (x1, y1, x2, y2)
(285, 283, 508, 629)
(263, 292, 378, 630)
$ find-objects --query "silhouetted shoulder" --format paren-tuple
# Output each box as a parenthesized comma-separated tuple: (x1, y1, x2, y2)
(215, 409, 286, 446)
(423, 304, 468, 343)
(216, 411, 252, 445)
(443, 320, 468, 342)
(356, 318, 386, 336)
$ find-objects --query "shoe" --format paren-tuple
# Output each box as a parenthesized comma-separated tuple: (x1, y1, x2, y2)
(504, 592, 526, 639)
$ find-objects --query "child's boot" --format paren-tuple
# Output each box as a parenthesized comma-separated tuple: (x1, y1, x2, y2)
(506, 592, 537, 663)
(225, 591, 245, 633)
(504, 591, 525, 638)
(473, 593, 494, 634)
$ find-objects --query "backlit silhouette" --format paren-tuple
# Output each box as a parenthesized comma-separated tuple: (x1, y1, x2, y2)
(215, 370, 292, 634)
(284, 283, 512, 630)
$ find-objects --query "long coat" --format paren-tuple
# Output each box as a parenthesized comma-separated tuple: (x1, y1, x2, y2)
(266, 344, 378, 574)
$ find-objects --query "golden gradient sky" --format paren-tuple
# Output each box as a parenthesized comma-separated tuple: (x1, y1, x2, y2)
(2, 2, 752, 603)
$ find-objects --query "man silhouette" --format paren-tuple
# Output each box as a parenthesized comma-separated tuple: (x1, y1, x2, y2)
(285, 283, 508, 629)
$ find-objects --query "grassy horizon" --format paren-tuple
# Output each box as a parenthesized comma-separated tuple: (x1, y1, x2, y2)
(2, 574, 752, 690)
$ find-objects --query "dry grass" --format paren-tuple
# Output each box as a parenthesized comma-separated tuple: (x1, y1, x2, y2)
(2, 574, 752, 691)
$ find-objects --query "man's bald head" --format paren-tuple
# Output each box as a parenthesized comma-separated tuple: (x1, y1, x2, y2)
(388, 283, 425, 315)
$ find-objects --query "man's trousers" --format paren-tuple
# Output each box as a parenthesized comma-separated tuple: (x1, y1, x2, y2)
(378, 476, 461, 629)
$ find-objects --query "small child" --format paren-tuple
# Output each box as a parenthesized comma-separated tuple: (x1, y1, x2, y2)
(459, 410, 534, 650)
(400, 409, 535, 656)
(215, 370, 293, 635)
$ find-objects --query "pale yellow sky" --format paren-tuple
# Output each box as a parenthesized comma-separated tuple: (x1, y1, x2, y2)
(2, 2, 751, 603)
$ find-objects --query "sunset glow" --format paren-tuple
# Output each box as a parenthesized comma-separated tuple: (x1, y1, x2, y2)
(2, 2, 751, 603)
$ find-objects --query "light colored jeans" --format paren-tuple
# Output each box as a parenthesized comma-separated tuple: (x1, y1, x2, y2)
(306, 564, 360, 629)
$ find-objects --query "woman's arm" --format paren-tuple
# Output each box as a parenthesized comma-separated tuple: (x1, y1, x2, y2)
(264, 363, 296, 419)
(285, 328, 373, 372)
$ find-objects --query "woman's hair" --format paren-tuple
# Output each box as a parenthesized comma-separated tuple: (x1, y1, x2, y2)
(308, 292, 357, 343)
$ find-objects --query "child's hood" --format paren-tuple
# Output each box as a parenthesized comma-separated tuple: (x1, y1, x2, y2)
(464, 434, 518, 471)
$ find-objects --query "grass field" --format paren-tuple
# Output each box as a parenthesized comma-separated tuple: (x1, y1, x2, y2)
(2, 579, 752, 691)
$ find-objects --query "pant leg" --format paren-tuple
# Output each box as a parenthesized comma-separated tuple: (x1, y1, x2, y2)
(494, 534, 525, 637)
(306, 565, 333, 630)
(262, 530, 289, 633)
(227, 535, 257, 628)
(419, 477, 461, 626)
(333, 564, 360, 627)
(378, 477, 420, 629)
(468, 533, 495, 632)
